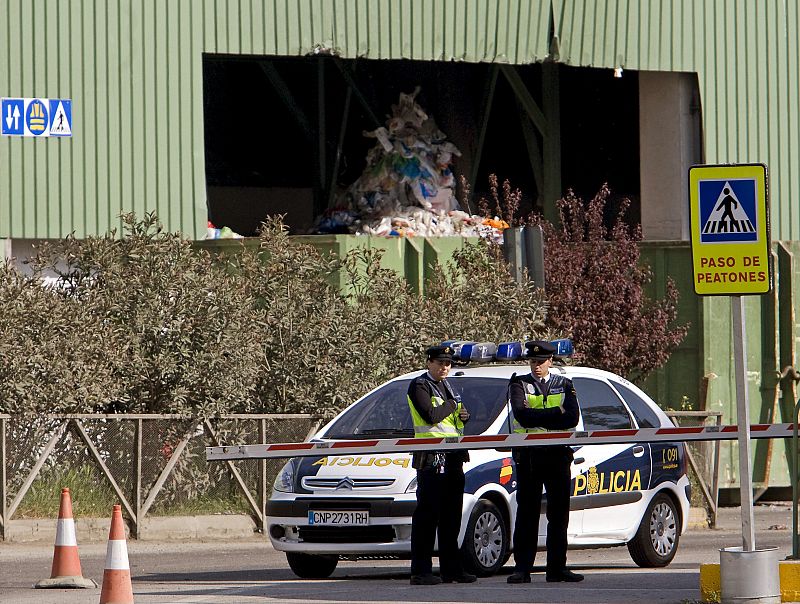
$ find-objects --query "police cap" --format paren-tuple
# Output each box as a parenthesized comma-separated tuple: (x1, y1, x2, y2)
(524, 340, 556, 360)
(426, 345, 453, 362)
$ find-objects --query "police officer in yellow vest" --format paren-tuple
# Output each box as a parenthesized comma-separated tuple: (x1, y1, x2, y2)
(507, 340, 584, 584)
(407, 345, 477, 586)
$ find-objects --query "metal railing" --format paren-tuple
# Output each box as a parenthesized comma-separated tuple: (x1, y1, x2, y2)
(0, 414, 321, 541)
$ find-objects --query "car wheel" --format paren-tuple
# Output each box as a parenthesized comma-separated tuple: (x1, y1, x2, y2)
(286, 553, 338, 579)
(627, 492, 680, 567)
(461, 499, 508, 576)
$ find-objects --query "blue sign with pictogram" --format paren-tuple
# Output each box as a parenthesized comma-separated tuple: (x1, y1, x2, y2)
(1, 97, 72, 137)
(1, 98, 24, 135)
(25, 98, 49, 136)
(698, 179, 758, 243)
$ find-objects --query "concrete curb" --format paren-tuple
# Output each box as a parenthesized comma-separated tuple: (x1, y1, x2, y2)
(4, 515, 258, 543)
(688, 507, 710, 529)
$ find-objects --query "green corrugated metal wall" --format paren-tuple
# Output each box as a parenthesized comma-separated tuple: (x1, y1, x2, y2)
(0, 0, 551, 239)
(640, 241, 799, 491)
(2, 0, 798, 489)
(2, 0, 799, 241)
(0, 0, 205, 239)
(200, 0, 552, 62)
(552, 0, 800, 242)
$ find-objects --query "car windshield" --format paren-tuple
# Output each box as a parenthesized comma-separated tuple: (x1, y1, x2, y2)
(324, 376, 509, 439)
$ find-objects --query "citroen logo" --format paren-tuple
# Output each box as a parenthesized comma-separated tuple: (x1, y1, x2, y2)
(335, 477, 355, 490)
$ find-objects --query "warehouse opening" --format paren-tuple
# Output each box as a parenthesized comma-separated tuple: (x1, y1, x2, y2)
(202, 55, 641, 237)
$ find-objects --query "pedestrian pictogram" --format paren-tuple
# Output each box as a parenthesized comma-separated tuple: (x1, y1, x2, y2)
(49, 99, 72, 136)
(25, 99, 49, 136)
(1, 97, 72, 137)
(699, 180, 757, 242)
(688, 164, 771, 296)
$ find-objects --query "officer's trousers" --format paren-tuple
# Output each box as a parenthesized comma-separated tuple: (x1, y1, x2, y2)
(410, 461, 465, 576)
(511, 446, 573, 574)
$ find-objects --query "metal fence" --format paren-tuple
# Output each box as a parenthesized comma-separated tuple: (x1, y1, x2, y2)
(666, 410, 722, 528)
(0, 414, 321, 541)
(3, 409, 778, 542)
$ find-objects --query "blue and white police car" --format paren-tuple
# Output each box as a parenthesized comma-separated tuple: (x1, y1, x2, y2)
(266, 341, 691, 579)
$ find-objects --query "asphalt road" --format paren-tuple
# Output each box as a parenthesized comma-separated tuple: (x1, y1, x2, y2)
(0, 503, 796, 604)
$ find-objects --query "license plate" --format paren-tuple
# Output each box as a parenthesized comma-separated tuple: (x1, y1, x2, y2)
(308, 510, 369, 526)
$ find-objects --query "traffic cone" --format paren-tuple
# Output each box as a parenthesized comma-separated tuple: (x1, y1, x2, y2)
(35, 487, 97, 588)
(99, 504, 134, 604)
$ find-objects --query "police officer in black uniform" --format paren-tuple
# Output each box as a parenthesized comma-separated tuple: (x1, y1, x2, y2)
(407, 345, 477, 585)
(507, 340, 584, 584)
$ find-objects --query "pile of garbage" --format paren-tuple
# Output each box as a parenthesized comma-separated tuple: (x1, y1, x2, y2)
(315, 88, 508, 243)
(205, 222, 243, 239)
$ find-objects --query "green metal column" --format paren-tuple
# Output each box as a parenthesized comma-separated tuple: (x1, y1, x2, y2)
(541, 62, 562, 223)
(752, 252, 780, 494)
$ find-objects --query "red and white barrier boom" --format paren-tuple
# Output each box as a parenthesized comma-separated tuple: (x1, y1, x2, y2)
(206, 422, 795, 461)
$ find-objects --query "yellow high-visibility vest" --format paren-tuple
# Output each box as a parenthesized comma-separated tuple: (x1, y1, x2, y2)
(408, 380, 462, 437)
(512, 390, 566, 434)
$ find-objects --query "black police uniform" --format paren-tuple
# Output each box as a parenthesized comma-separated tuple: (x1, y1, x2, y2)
(407, 346, 474, 585)
(508, 342, 581, 583)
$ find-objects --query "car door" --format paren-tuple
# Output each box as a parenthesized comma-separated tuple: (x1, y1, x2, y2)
(572, 376, 653, 537)
(611, 379, 687, 495)
(493, 404, 585, 542)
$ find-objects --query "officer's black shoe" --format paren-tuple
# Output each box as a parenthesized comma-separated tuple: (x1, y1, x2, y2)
(441, 572, 477, 583)
(507, 572, 531, 584)
(546, 570, 584, 583)
(410, 573, 443, 585)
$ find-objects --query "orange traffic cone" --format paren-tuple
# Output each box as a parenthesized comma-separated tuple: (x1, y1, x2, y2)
(35, 487, 97, 588)
(99, 504, 134, 604)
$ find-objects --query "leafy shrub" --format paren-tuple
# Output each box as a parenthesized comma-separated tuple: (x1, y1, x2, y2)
(0, 213, 265, 417)
(422, 242, 548, 343)
(0, 260, 122, 414)
(473, 176, 688, 384)
(0, 213, 547, 417)
(532, 185, 689, 383)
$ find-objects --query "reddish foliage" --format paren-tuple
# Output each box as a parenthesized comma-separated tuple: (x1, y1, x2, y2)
(526, 185, 689, 383)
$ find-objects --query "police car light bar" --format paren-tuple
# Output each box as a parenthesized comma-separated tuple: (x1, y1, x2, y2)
(495, 341, 523, 361)
(551, 338, 574, 357)
(440, 339, 572, 363)
(206, 422, 795, 461)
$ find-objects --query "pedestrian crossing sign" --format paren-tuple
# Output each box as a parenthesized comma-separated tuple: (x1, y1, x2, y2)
(689, 164, 771, 296)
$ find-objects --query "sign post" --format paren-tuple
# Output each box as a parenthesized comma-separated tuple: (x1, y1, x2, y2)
(731, 295, 755, 550)
(688, 163, 771, 554)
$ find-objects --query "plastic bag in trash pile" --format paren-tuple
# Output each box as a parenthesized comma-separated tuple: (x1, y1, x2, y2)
(206, 222, 244, 239)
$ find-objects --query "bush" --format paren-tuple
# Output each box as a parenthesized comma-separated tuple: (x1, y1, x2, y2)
(532, 185, 689, 383)
(472, 176, 688, 384)
(0, 257, 123, 414)
(0, 213, 547, 417)
(0, 213, 265, 416)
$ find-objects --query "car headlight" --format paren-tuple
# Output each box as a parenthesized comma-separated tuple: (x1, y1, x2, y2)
(405, 476, 418, 493)
(273, 460, 296, 493)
